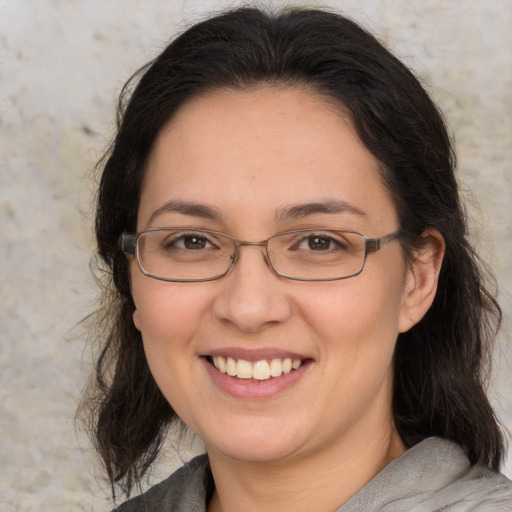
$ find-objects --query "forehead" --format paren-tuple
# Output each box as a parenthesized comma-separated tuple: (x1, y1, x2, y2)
(139, 86, 397, 232)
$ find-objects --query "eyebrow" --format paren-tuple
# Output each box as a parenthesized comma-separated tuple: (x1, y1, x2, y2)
(147, 198, 366, 226)
(276, 199, 367, 223)
(148, 200, 224, 225)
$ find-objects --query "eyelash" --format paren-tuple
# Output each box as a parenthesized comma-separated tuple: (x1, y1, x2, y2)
(292, 233, 348, 251)
(166, 232, 213, 246)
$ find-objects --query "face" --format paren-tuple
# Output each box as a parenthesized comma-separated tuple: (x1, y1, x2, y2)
(130, 87, 419, 465)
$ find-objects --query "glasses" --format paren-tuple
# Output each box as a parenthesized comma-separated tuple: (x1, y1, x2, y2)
(120, 227, 403, 282)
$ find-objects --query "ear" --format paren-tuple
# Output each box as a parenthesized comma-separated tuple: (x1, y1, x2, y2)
(128, 264, 142, 331)
(133, 308, 141, 331)
(398, 229, 445, 333)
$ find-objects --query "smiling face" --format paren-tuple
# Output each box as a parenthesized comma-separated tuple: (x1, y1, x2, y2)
(130, 86, 421, 466)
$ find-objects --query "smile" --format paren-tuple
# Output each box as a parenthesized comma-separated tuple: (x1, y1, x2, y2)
(211, 356, 303, 381)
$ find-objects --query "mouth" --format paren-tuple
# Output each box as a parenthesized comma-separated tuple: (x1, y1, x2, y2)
(207, 356, 305, 381)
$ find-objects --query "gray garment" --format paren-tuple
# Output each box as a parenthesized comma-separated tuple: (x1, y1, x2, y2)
(113, 437, 512, 511)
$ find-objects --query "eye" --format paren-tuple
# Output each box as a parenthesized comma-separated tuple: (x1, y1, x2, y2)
(165, 233, 214, 250)
(304, 235, 332, 251)
(295, 234, 346, 251)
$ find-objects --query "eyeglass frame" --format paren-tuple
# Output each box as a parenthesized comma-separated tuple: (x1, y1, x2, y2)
(120, 227, 405, 283)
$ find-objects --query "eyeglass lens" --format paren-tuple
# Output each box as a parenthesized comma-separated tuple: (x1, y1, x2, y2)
(136, 229, 367, 281)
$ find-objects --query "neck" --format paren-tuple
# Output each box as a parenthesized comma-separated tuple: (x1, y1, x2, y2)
(207, 423, 406, 512)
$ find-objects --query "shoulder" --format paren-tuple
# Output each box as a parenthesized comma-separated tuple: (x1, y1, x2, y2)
(112, 454, 211, 512)
(341, 437, 512, 512)
(392, 438, 512, 511)
(449, 463, 512, 510)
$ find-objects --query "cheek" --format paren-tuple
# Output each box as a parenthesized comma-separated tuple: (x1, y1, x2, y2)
(315, 278, 405, 411)
(309, 275, 403, 332)
(131, 281, 214, 412)
(305, 266, 406, 369)
(130, 274, 213, 362)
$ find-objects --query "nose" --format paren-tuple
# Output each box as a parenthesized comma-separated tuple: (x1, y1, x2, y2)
(212, 244, 292, 333)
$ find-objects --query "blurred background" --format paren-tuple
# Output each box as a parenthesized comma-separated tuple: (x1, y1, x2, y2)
(1, 1, 511, 510)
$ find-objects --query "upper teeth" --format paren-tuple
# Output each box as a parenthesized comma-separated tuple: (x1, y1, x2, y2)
(212, 356, 302, 380)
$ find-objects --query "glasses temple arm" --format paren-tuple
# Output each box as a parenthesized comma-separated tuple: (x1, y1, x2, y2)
(365, 230, 405, 252)
(120, 233, 137, 256)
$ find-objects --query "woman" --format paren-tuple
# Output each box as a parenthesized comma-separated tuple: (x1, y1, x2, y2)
(81, 6, 512, 511)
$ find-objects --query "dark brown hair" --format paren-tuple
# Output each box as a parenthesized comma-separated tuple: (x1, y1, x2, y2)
(79, 6, 504, 498)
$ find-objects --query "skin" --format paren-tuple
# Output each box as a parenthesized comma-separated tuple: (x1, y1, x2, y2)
(130, 87, 444, 511)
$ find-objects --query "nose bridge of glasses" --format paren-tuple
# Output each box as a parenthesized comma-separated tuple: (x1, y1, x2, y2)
(231, 239, 271, 265)
(237, 239, 268, 248)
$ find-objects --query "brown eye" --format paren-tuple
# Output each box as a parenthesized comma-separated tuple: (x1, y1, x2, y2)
(291, 233, 348, 252)
(183, 235, 208, 250)
(163, 233, 214, 250)
(307, 236, 331, 250)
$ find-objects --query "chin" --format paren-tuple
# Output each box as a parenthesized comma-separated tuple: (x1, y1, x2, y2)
(212, 442, 298, 465)
(202, 422, 306, 464)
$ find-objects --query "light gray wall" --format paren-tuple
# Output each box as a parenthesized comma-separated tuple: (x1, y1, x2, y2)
(1, 1, 511, 510)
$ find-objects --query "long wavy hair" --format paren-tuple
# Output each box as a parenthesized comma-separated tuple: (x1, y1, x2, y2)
(79, 6, 504, 498)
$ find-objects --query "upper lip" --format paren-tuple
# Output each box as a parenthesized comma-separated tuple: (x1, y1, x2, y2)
(204, 347, 311, 362)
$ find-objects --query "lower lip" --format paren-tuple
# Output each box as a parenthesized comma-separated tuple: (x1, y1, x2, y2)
(202, 358, 312, 400)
